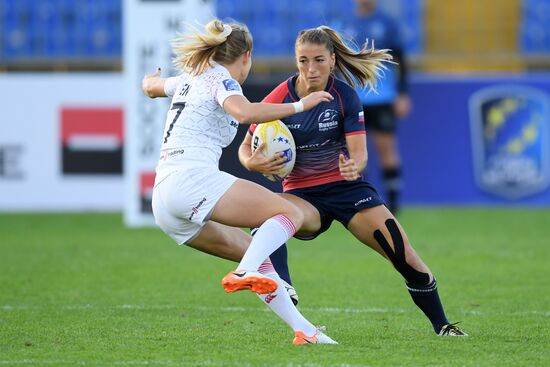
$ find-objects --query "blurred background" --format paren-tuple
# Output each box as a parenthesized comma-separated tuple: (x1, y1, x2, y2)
(1, 0, 549, 224)
(3, 0, 550, 72)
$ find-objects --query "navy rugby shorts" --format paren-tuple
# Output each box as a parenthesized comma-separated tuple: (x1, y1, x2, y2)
(363, 104, 396, 133)
(286, 179, 385, 240)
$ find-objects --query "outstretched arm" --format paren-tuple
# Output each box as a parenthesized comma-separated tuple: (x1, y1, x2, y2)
(223, 91, 333, 125)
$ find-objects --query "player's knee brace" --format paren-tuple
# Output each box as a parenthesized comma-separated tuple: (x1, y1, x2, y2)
(373, 218, 431, 286)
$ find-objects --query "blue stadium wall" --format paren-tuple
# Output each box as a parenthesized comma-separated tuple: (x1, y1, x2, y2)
(221, 74, 550, 206)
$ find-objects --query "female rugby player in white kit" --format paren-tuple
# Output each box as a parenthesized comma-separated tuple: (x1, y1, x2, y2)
(142, 19, 337, 344)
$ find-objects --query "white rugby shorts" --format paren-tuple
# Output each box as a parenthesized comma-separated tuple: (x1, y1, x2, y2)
(152, 167, 238, 244)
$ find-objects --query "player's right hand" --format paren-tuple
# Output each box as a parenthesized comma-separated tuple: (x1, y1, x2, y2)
(142, 67, 162, 97)
(339, 154, 361, 181)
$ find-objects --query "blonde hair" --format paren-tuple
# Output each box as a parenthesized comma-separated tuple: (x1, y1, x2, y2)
(172, 19, 253, 75)
(295, 25, 393, 91)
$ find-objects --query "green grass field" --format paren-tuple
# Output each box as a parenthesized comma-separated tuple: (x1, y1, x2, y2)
(1, 208, 549, 366)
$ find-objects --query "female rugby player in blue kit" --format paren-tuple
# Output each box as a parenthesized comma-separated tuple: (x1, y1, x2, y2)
(239, 26, 467, 336)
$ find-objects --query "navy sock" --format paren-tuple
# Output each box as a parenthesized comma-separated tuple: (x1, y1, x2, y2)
(251, 228, 292, 285)
(383, 167, 401, 214)
(407, 279, 449, 333)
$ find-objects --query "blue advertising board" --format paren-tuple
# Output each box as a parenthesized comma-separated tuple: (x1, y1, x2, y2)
(394, 74, 550, 206)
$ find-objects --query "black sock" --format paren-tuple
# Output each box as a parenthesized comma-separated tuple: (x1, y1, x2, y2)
(407, 279, 449, 333)
(383, 167, 401, 214)
(251, 228, 292, 285)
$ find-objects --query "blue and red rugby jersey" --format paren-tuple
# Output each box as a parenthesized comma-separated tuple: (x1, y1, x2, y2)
(249, 75, 365, 191)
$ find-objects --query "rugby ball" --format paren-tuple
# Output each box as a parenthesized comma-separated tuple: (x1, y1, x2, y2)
(251, 120, 296, 181)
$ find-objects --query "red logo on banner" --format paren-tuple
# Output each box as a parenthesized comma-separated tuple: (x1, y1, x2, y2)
(60, 107, 124, 174)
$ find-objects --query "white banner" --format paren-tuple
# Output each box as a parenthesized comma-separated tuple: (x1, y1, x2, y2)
(123, 0, 214, 226)
(0, 74, 125, 211)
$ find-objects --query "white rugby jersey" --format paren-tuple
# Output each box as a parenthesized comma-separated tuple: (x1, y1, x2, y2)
(156, 63, 242, 180)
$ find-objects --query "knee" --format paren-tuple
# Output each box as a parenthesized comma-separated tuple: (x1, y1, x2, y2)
(284, 204, 304, 232)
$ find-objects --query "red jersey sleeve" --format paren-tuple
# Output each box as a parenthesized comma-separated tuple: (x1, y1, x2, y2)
(262, 80, 290, 103)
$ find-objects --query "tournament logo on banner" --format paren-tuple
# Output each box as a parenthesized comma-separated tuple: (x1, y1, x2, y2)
(61, 107, 123, 175)
(469, 86, 550, 199)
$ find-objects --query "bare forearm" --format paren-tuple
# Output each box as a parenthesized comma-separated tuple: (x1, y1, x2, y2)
(225, 91, 333, 125)
(235, 102, 297, 125)
(352, 151, 368, 173)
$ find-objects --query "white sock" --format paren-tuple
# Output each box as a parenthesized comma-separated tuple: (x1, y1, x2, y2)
(238, 215, 295, 271)
(257, 260, 317, 335)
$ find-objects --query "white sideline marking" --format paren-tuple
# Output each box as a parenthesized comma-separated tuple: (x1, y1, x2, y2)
(1, 304, 549, 317)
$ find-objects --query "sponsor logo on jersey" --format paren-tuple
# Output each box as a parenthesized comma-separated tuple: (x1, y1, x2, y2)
(354, 197, 372, 206)
(318, 109, 339, 131)
(223, 79, 241, 92)
(296, 139, 331, 150)
(287, 124, 301, 129)
(469, 86, 550, 199)
(160, 149, 185, 161)
(168, 149, 185, 157)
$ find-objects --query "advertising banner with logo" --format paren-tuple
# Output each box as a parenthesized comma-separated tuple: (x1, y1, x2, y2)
(0, 74, 124, 211)
(123, 0, 213, 226)
(391, 74, 550, 206)
(469, 86, 549, 199)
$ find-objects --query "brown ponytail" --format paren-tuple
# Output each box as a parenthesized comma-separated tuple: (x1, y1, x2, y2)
(296, 25, 393, 91)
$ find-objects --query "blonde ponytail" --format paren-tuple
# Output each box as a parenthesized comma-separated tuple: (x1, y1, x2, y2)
(172, 19, 252, 75)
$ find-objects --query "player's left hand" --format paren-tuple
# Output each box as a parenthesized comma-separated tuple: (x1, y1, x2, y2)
(339, 154, 361, 181)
